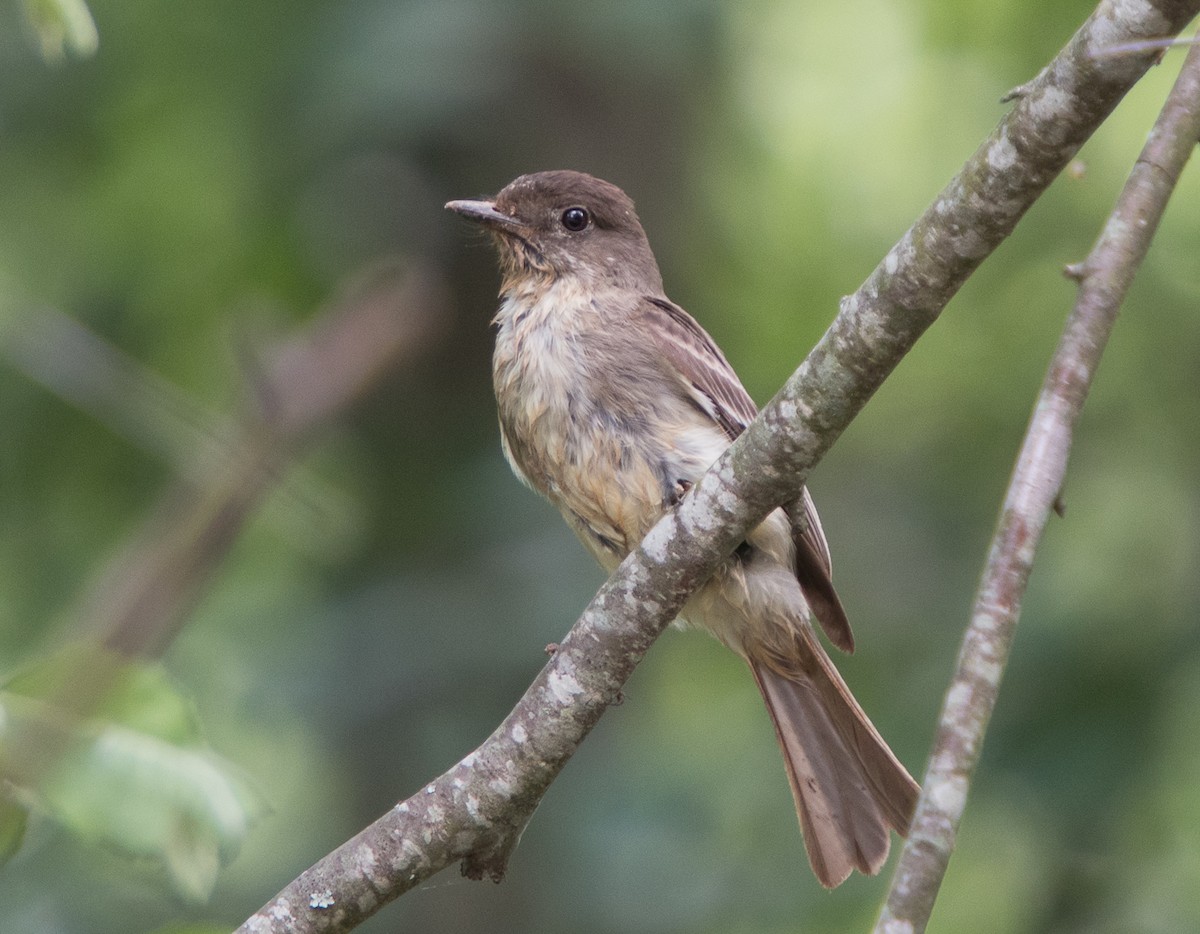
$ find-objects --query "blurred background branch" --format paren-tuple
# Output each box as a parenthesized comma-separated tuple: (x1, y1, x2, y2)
(83, 260, 445, 658)
(877, 36, 1200, 934)
(3, 260, 445, 660)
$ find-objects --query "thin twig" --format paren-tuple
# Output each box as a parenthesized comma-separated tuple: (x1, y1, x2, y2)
(875, 37, 1200, 934)
(1092, 33, 1199, 58)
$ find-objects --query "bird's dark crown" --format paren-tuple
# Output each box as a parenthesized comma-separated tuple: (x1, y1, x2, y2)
(494, 171, 640, 233)
(452, 170, 664, 294)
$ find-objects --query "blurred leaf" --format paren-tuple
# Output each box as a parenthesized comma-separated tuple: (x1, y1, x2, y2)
(0, 794, 29, 867)
(162, 818, 222, 906)
(4, 643, 204, 744)
(0, 648, 267, 902)
(19, 0, 98, 62)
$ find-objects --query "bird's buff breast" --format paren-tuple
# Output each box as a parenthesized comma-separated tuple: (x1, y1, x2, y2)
(491, 280, 720, 569)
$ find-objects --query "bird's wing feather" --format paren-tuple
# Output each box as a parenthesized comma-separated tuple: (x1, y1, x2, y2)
(641, 296, 757, 439)
(639, 295, 854, 652)
(788, 489, 854, 652)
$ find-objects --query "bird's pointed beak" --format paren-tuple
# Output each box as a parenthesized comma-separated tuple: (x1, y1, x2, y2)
(445, 198, 524, 232)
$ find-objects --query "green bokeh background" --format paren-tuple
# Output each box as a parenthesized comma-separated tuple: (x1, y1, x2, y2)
(2, 1, 1199, 931)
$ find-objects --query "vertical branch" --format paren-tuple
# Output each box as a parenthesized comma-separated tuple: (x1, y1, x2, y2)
(876, 41, 1200, 934)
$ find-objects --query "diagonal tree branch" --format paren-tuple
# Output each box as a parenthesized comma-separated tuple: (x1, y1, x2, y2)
(236, 3, 1200, 932)
(875, 37, 1200, 934)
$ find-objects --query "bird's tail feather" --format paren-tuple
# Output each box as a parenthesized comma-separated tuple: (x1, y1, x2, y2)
(749, 629, 919, 888)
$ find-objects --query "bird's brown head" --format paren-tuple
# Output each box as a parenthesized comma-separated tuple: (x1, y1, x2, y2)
(446, 170, 663, 295)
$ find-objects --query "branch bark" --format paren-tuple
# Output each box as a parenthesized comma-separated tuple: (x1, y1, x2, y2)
(876, 37, 1200, 934)
(237, 3, 1200, 932)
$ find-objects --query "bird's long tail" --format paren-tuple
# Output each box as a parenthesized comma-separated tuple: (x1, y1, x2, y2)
(748, 627, 919, 888)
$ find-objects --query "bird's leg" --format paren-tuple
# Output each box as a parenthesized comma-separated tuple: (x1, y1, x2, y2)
(667, 478, 693, 508)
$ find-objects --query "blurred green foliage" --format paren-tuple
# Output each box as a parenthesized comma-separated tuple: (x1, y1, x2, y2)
(1, 1, 1198, 932)
(19, 0, 97, 63)
(1, 646, 265, 903)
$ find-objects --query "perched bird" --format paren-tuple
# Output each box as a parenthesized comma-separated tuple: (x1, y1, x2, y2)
(447, 170, 918, 887)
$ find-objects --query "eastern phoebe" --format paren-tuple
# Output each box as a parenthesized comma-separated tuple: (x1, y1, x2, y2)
(447, 170, 918, 887)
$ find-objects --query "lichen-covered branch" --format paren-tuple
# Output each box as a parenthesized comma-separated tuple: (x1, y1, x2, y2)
(875, 37, 1200, 934)
(236, 3, 1200, 932)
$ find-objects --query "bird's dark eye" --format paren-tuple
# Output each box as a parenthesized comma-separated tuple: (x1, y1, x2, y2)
(560, 207, 590, 232)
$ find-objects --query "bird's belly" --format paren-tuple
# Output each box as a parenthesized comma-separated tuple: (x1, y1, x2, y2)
(499, 387, 728, 568)
(499, 403, 664, 557)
